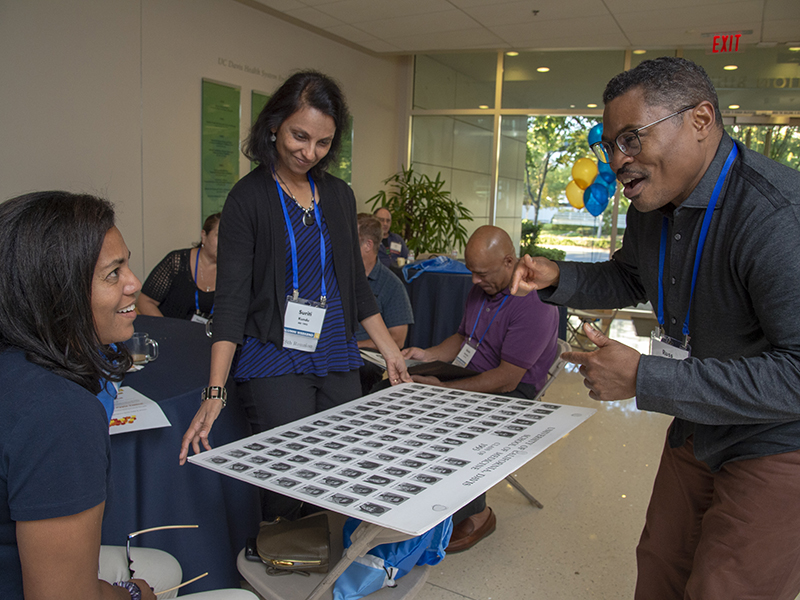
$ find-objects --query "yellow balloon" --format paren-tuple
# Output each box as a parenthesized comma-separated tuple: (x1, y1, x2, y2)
(572, 157, 598, 190)
(566, 180, 584, 208)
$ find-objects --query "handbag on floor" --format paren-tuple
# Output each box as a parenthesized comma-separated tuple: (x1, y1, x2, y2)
(256, 512, 330, 574)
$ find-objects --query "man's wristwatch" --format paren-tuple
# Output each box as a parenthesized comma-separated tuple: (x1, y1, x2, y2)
(201, 385, 227, 408)
(113, 581, 142, 600)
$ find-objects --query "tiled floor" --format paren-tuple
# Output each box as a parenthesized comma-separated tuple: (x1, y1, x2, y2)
(244, 319, 675, 600)
(416, 319, 672, 600)
(240, 319, 799, 600)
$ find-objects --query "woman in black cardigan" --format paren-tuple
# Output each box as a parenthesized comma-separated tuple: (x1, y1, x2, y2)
(179, 71, 410, 519)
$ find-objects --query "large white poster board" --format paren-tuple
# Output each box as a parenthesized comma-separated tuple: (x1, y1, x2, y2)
(189, 383, 594, 536)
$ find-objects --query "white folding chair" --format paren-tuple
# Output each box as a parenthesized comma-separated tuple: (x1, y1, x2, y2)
(503, 338, 572, 509)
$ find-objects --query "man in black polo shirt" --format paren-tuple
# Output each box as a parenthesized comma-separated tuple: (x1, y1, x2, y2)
(512, 57, 800, 600)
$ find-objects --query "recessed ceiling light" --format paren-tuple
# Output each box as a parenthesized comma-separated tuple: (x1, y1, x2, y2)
(587, 103, 598, 108)
(724, 65, 738, 71)
(537, 67, 550, 72)
(478, 105, 489, 109)
(789, 47, 800, 52)
(570, 104, 575, 108)
(728, 104, 740, 110)
(506, 51, 519, 56)
(633, 49, 646, 55)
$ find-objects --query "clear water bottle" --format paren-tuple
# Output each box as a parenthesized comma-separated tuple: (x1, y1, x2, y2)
(407, 250, 415, 263)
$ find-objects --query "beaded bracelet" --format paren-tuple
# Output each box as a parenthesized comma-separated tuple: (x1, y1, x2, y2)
(113, 581, 142, 600)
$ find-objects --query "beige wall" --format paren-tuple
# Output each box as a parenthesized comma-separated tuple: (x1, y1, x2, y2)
(0, 0, 407, 278)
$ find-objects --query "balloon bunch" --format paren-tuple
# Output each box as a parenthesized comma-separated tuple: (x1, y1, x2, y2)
(565, 123, 617, 217)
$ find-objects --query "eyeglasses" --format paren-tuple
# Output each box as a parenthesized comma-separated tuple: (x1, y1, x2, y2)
(591, 105, 695, 164)
(126, 524, 208, 595)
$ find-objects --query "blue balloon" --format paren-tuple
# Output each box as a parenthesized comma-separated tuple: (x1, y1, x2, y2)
(597, 160, 617, 194)
(598, 170, 616, 186)
(584, 183, 609, 217)
(588, 123, 603, 146)
(597, 159, 614, 176)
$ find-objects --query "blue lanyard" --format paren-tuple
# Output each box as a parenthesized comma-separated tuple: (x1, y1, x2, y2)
(193, 249, 214, 315)
(657, 144, 738, 339)
(96, 344, 120, 422)
(468, 295, 509, 346)
(96, 379, 117, 422)
(274, 171, 327, 305)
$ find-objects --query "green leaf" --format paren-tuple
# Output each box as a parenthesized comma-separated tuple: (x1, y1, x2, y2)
(367, 165, 473, 254)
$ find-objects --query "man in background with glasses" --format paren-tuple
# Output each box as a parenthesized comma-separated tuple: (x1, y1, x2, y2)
(511, 57, 800, 600)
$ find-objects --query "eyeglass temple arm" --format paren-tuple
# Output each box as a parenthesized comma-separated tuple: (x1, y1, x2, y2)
(155, 572, 209, 596)
(127, 524, 199, 540)
(126, 525, 202, 586)
(636, 104, 696, 134)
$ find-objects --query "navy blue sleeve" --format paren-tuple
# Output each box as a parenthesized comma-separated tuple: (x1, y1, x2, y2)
(5, 374, 110, 522)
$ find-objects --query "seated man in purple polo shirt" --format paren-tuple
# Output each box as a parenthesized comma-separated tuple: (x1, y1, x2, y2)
(402, 225, 559, 553)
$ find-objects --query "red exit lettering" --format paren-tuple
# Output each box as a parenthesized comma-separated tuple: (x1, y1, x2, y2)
(713, 33, 741, 53)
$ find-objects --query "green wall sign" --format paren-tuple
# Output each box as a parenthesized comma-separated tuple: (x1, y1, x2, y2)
(201, 79, 240, 222)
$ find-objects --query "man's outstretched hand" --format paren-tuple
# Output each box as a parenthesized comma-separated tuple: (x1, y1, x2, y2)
(509, 255, 560, 296)
(562, 323, 640, 401)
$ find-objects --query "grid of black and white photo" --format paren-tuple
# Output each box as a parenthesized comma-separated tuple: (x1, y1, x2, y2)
(190, 383, 594, 535)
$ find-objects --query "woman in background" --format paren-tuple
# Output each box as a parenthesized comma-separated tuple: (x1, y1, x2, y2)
(179, 71, 410, 519)
(138, 213, 220, 323)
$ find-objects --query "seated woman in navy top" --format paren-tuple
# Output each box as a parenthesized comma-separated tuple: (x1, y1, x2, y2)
(0, 193, 256, 600)
(138, 213, 220, 322)
(0, 191, 160, 600)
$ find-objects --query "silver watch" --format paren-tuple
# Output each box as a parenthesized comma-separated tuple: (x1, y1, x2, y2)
(201, 385, 227, 408)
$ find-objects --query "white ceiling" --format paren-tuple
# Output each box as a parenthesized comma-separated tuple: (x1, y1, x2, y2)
(245, 0, 800, 55)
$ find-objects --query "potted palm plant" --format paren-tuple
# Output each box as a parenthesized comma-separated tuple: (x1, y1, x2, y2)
(367, 166, 473, 255)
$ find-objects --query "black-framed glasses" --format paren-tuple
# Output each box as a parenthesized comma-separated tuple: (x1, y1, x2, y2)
(591, 105, 695, 164)
(126, 524, 208, 595)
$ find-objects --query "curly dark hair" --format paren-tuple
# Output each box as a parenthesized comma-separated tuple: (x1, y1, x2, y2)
(243, 70, 350, 178)
(603, 56, 722, 128)
(0, 191, 132, 393)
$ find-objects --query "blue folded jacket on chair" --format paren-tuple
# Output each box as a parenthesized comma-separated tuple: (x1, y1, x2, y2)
(402, 256, 470, 283)
(332, 517, 453, 600)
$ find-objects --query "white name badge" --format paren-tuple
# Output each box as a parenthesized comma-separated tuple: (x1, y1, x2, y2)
(190, 313, 209, 325)
(650, 329, 691, 361)
(283, 296, 327, 353)
(453, 340, 477, 368)
(390, 241, 402, 253)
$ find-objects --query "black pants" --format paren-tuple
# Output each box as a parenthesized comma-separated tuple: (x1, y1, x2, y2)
(358, 362, 386, 396)
(237, 370, 361, 520)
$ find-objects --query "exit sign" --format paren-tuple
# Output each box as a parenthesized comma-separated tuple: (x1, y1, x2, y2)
(712, 33, 742, 53)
